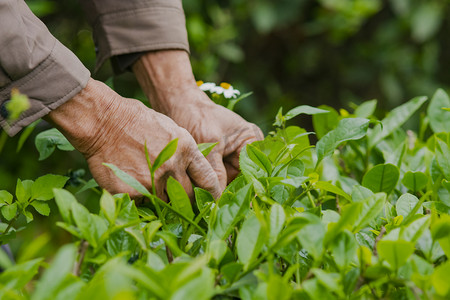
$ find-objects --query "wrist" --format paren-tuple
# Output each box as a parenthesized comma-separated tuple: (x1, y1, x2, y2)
(44, 78, 119, 155)
(132, 50, 202, 115)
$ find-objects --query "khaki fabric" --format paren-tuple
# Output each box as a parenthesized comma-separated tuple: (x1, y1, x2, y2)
(79, 0, 189, 72)
(0, 0, 90, 136)
(0, 0, 189, 136)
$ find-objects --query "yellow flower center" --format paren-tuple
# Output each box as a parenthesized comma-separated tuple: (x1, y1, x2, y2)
(220, 82, 231, 89)
(196, 80, 204, 87)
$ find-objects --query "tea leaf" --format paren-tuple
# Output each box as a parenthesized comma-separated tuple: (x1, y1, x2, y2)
(35, 128, 74, 161)
(316, 118, 370, 166)
(1, 202, 17, 221)
(247, 144, 272, 175)
(152, 138, 178, 172)
(30, 201, 50, 216)
(377, 240, 415, 270)
(354, 99, 377, 118)
(427, 89, 450, 133)
(103, 163, 151, 197)
(285, 105, 330, 120)
(362, 164, 400, 194)
(167, 176, 195, 222)
(31, 174, 68, 201)
(402, 171, 428, 192)
(368, 96, 427, 148)
(236, 214, 265, 268)
(198, 142, 218, 157)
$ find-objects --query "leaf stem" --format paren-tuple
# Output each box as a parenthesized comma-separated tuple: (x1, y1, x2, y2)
(0, 130, 8, 155)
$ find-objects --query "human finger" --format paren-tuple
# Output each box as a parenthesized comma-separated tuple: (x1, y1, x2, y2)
(187, 150, 222, 198)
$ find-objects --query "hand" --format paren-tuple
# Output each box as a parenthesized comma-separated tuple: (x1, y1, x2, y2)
(133, 50, 263, 189)
(44, 78, 222, 200)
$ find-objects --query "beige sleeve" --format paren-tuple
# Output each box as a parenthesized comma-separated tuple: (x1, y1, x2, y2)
(0, 0, 90, 136)
(78, 0, 189, 72)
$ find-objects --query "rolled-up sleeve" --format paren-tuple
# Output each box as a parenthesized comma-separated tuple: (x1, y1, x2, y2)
(79, 0, 189, 72)
(0, 0, 90, 136)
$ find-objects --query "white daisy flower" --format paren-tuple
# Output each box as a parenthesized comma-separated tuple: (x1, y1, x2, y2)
(220, 82, 241, 99)
(196, 81, 241, 99)
(197, 81, 217, 92)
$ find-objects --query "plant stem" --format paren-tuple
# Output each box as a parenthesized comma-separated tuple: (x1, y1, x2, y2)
(1, 214, 19, 237)
(150, 170, 166, 228)
(74, 240, 89, 276)
(0, 130, 8, 155)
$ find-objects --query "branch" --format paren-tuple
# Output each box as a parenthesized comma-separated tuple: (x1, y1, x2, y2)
(373, 226, 386, 256)
(74, 240, 89, 276)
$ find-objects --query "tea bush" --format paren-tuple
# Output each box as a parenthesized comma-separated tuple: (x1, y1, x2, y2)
(1, 89, 450, 299)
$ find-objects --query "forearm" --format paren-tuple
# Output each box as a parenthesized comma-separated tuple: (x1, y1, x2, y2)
(132, 50, 201, 115)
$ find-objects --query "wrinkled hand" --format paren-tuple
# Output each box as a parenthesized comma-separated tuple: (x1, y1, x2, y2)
(45, 79, 221, 200)
(165, 88, 262, 189)
(133, 50, 263, 189)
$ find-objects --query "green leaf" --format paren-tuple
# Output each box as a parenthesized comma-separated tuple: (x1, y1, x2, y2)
(316, 118, 370, 166)
(247, 144, 272, 175)
(284, 105, 330, 120)
(16, 179, 33, 203)
(402, 171, 428, 192)
(0, 258, 42, 290)
(100, 190, 116, 224)
(209, 184, 252, 241)
(206, 239, 227, 266)
(53, 189, 77, 224)
(431, 215, 450, 258)
(435, 138, 450, 180)
(377, 240, 415, 270)
(5, 89, 30, 121)
(427, 89, 450, 133)
(32, 244, 78, 300)
(71, 202, 97, 247)
(312, 105, 340, 139)
(330, 230, 357, 270)
(103, 163, 151, 197)
(16, 119, 40, 152)
(354, 99, 377, 118)
(167, 176, 195, 223)
(400, 215, 430, 244)
(315, 181, 351, 202)
(267, 274, 292, 300)
(396, 193, 420, 219)
(170, 267, 215, 300)
(269, 203, 285, 246)
(152, 138, 178, 172)
(0, 190, 13, 205)
(432, 261, 450, 297)
(198, 142, 218, 157)
(352, 193, 386, 232)
(368, 96, 427, 148)
(31, 174, 68, 201)
(194, 187, 215, 211)
(1, 202, 17, 221)
(362, 164, 400, 194)
(30, 201, 50, 216)
(351, 185, 374, 202)
(76, 178, 98, 194)
(236, 214, 265, 268)
(157, 231, 185, 257)
(35, 128, 74, 160)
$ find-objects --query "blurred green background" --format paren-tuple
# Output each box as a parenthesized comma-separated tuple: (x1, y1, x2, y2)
(2, 0, 450, 195)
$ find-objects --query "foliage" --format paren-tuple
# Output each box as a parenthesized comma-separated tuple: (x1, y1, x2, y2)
(1, 89, 450, 299)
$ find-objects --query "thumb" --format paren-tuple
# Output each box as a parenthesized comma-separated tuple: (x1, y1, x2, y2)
(207, 152, 227, 191)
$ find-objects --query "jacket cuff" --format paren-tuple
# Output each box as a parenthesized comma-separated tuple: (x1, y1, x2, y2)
(91, 3, 189, 72)
(0, 40, 90, 136)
